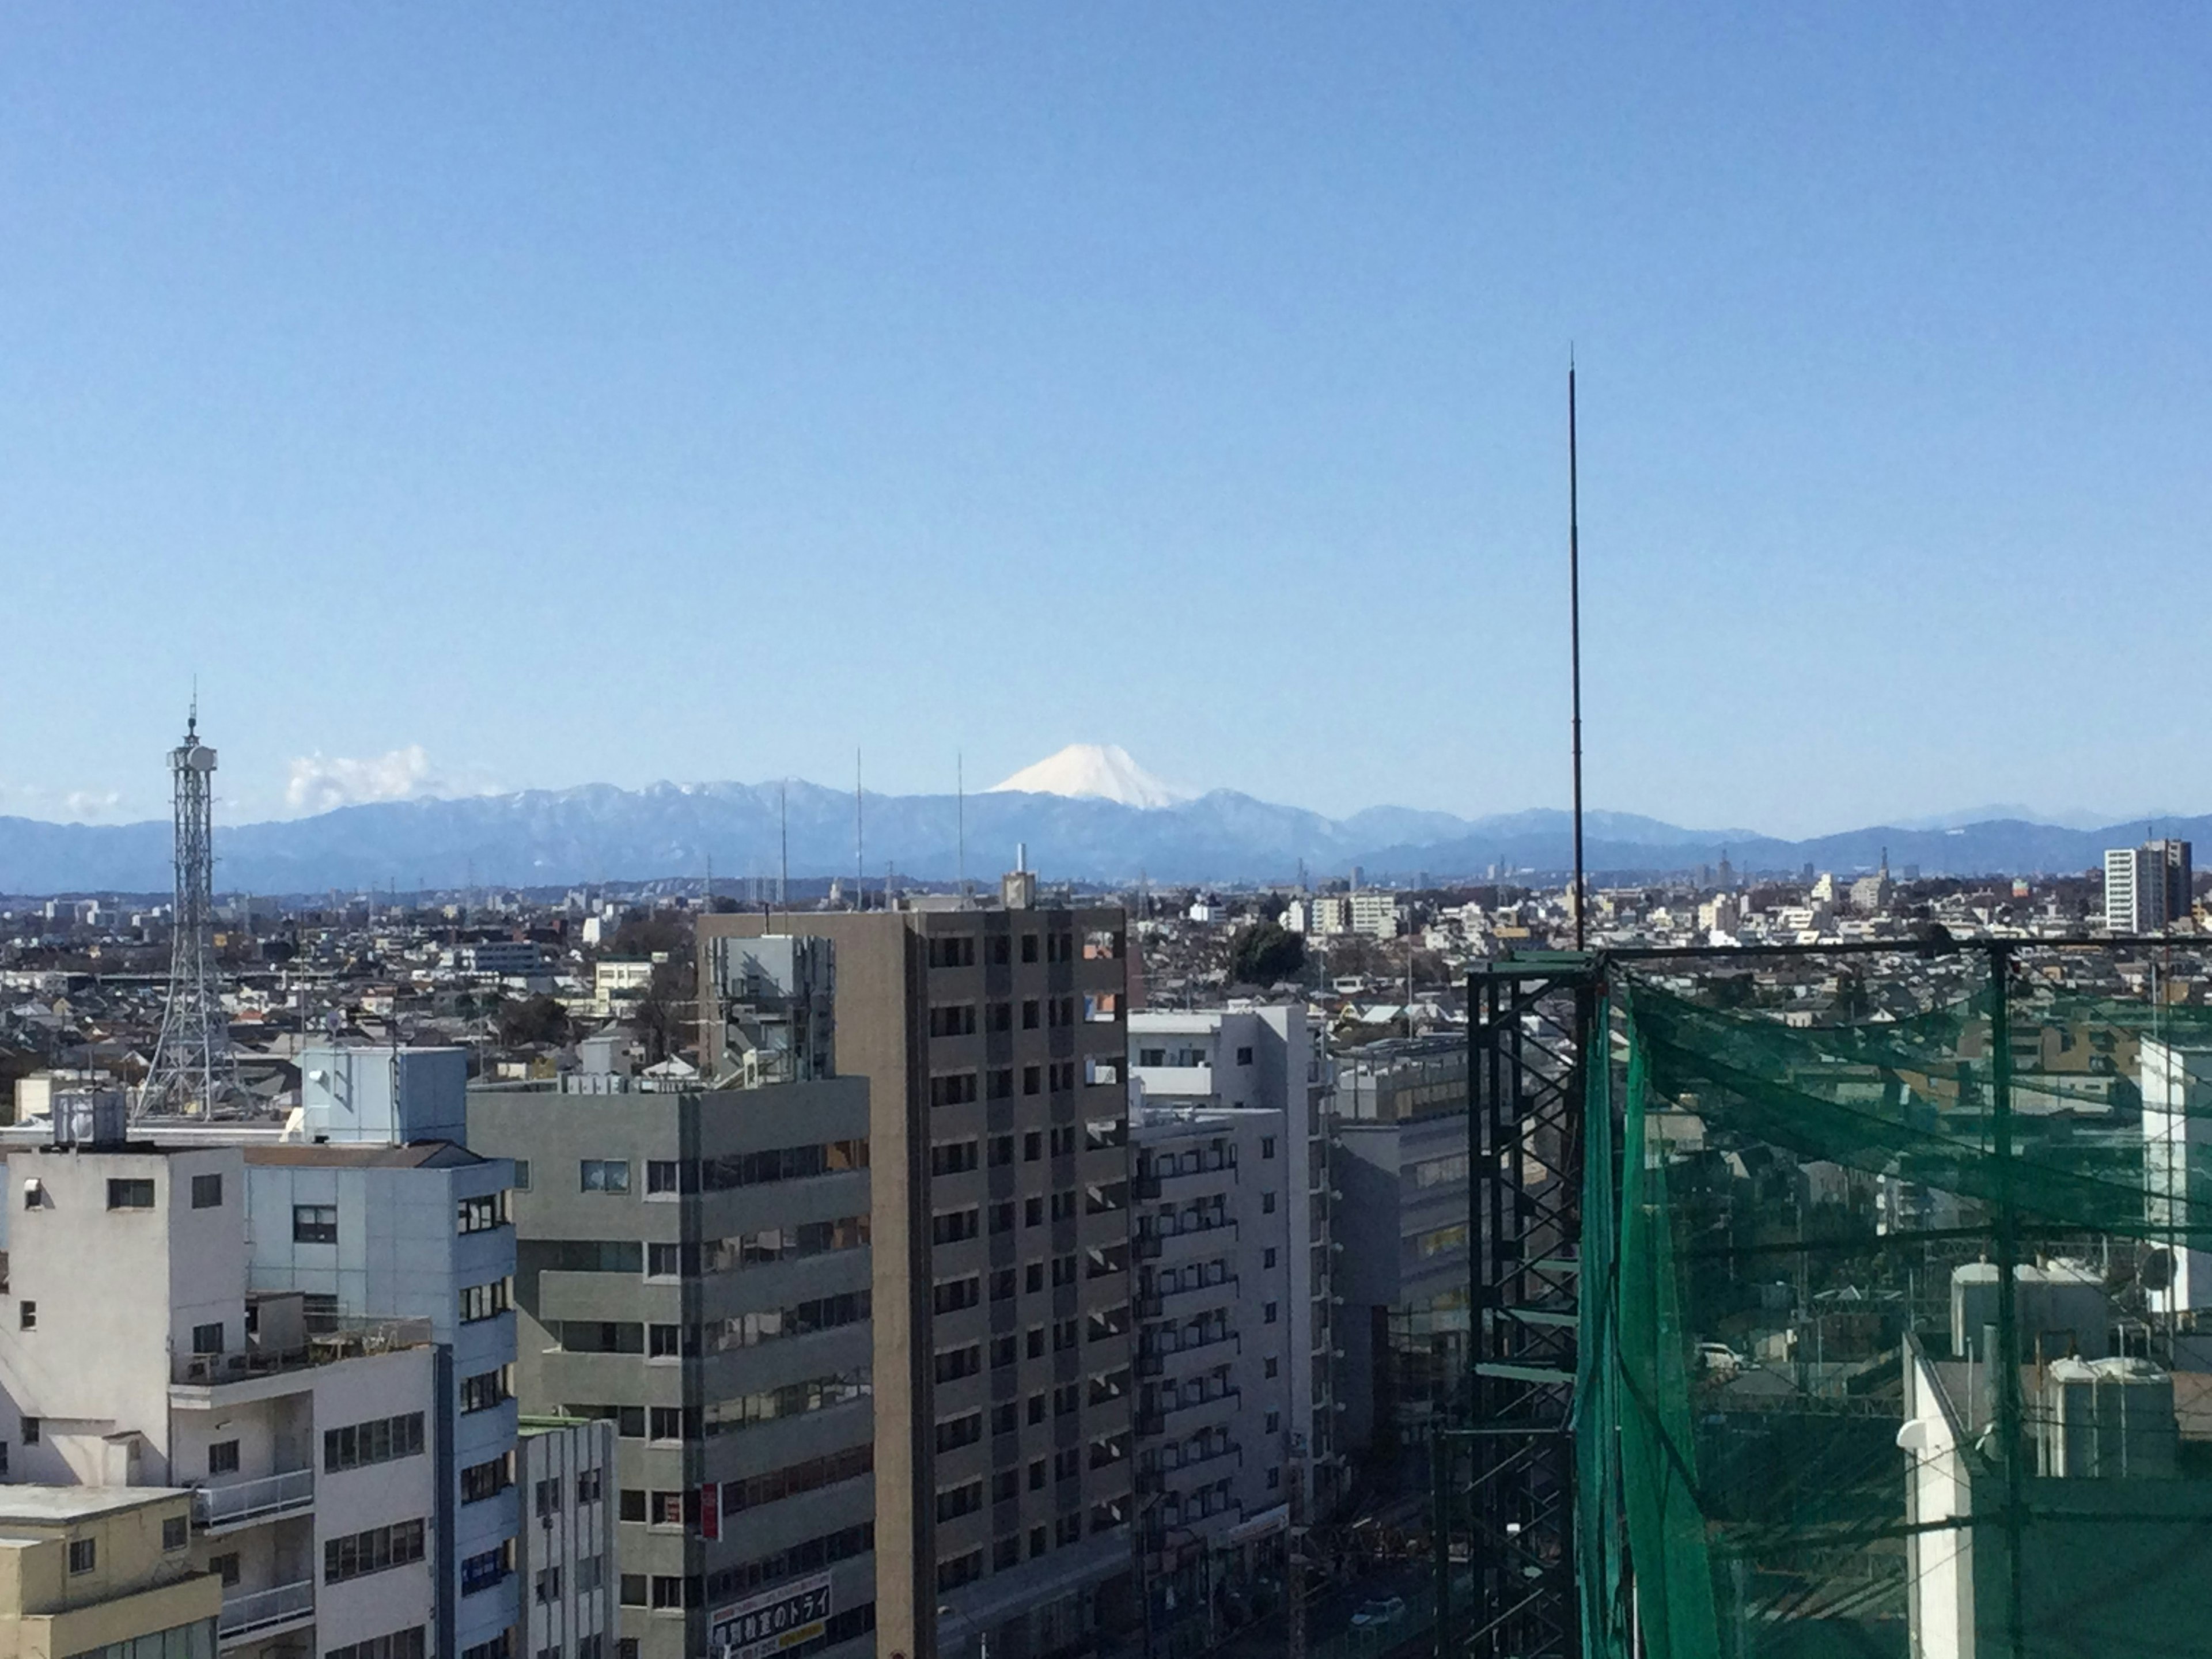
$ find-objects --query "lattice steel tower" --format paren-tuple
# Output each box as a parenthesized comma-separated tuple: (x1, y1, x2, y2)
(137, 706, 237, 1117)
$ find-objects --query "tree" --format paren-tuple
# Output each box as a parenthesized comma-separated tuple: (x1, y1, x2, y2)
(1229, 921, 1305, 986)
(497, 994, 570, 1048)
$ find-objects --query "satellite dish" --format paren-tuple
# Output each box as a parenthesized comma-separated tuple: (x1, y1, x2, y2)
(2142, 1247, 2174, 1292)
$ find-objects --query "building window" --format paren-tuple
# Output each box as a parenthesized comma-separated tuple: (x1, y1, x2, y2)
(327, 1520, 430, 1585)
(192, 1322, 224, 1355)
(650, 1575, 688, 1610)
(210, 1552, 240, 1586)
(458, 1541, 512, 1595)
(1264, 1247, 1278, 1268)
(162, 1514, 187, 1551)
(460, 1369, 510, 1414)
(581, 1160, 631, 1194)
(461, 1635, 513, 1659)
(459, 1279, 512, 1324)
(209, 1440, 240, 1475)
(107, 1179, 156, 1210)
(512, 1160, 532, 1191)
(1268, 1465, 1282, 1489)
(929, 1072, 979, 1108)
(536, 1566, 562, 1604)
(649, 1324, 683, 1358)
(21, 1416, 39, 1445)
(936, 1550, 983, 1591)
(620, 1575, 649, 1607)
(1260, 1136, 1276, 1159)
(327, 1412, 427, 1472)
(1237, 1047, 1255, 1065)
(1262, 1192, 1277, 1214)
(67, 1537, 96, 1574)
(293, 1205, 339, 1244)
(457, 1193, 506, 1233)
(619, 1489, 647, 1522)
(328, 1630, 429, 1659)
(1264, 1356, 1280, 1378)
(18, 1302, 33, 1331)
(935, 1481, 983, 1521)
(462, 1457, 513, 1505)
(1266, 1410, 1281, 1433)
(191, 1173, 224, 1209)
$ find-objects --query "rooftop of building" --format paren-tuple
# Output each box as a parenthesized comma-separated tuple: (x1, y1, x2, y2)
(0, 1486, 190, 1524)
(243, 1139, 486, 1169)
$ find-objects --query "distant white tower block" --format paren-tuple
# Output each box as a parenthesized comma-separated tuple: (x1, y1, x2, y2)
(2142, 1037, 2212, 1314)
(137, 707, 239, 1117)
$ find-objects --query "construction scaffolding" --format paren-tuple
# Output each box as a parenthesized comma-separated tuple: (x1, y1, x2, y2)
(1450, 940, 2212, 1659)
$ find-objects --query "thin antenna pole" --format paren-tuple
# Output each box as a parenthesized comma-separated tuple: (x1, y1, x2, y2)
(855, 749, 865, 910)
(958, 752, 967, 891)
(779, 781, 789, 907)
(1569, 357, 1586, 951)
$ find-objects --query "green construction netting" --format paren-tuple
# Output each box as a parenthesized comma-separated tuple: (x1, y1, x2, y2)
(1583, 963, 2212, 1659)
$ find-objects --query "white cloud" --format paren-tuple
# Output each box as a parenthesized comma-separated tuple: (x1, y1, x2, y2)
(286, 745, 466, 814)
(0, 782, 135, 823)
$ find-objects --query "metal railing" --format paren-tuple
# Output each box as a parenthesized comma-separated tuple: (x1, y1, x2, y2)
(219, 1579, 314, 1639)
(195, 1468, 314, 1529)
(174, 1316, 433, 1385)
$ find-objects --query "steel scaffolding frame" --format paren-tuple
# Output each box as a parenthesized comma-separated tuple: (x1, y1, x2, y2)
(1441, 956, 1597, 1659)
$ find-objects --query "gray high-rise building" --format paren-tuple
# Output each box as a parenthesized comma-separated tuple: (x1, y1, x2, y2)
(469, 974, 877, 1659)
(2105, 839, 2194, 934)
(696, 892, 1135, 1659)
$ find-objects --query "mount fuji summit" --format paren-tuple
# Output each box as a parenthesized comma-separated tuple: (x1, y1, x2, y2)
(987, 744, 1188, 810)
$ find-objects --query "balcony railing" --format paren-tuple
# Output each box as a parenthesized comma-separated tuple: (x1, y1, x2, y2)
(175, 1317, 433, 1386)
(195, 1468, 314, 1530)
(219, 1579, 315, 1641)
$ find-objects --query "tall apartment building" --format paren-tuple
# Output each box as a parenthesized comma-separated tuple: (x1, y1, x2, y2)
(1126, 1107, 1294, 1659)
(0, 1487, 221, 1659)
(469, 1027, 877, 1659)
(516, 1416, 619, 1659)
(2106, 839, 2194, 934)
(696, 894, 1136, 1659)
(0, 1133, 443, 1659)
(1127, 1004, 1336, 1512)
(241, 1044, 524, 1659)
(1328, 1037, 1472, 1467)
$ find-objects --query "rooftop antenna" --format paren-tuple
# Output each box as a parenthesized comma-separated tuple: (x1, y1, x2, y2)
(855, 749, 865, 910)
(779, 780, 789, 907)
(1569, 351, 1588, 951)
(957, 751, 967, 891)
(138, 699, 238, 1118)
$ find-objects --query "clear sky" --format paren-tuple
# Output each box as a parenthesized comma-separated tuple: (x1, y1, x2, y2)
(3, 6, 2207, 838)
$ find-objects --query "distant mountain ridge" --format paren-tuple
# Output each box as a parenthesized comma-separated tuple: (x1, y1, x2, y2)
(0, 779, 2199, 897)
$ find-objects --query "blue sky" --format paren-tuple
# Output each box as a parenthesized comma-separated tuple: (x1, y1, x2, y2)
(2, 6, 2207, 837)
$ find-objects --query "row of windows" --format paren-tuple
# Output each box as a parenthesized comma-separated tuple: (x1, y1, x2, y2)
(328, 1627, 428, 1659)
(930, 1060, 1112, 1107)
(719, 1443, 873, 1516)
(925, 928, 1121, 968)
(931, 1126, 1112, 1179)
(572, 1143, 872, 1199)
(458, 1278, 511, 1324)
(324, 1411, 426, 1473)
(700, 1522, 874, 1604)
(939, 1500, 1124, 1589)
(528, 1217, 868, 1282)
(325, 1520, 426, 1585)
(565, 1372, 870, 1445)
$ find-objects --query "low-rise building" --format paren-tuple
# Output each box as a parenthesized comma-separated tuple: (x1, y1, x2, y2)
(0, 1487, 221, 1659)
(516, 1416, 619, 1659)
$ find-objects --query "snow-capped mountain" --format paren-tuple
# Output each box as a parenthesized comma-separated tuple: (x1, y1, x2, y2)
(988, 744, 1187, 809)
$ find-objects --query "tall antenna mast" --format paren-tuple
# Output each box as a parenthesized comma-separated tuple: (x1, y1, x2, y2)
(957, 752, 967, 891)
(779, 780, 789, 907)
(138, 701, 238, 1118)
(855, 749, 865, 910)
(1569, 355, 1587, 950)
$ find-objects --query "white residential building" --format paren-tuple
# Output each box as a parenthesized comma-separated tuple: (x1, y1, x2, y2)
(516, 1416, 618, 1659)
(0, 1136, 441, 1659)
(1348, 893, 1400, 940)
(1127, 1005, 1335, 1512)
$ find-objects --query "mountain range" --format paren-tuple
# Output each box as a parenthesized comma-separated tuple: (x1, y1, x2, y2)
(0, 744, 2194, 897)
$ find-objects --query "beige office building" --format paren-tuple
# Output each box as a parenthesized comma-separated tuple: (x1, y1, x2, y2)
(0, 1486, 219, 1659)
(698, 891, 1135, 1659)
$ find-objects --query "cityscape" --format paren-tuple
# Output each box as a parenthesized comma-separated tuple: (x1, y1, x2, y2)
(2, 12, 2205, 1659)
